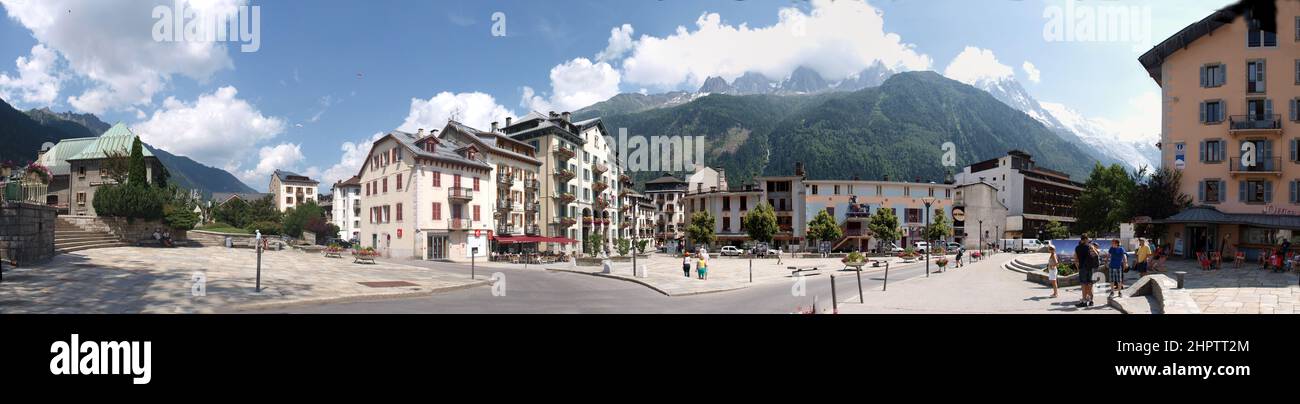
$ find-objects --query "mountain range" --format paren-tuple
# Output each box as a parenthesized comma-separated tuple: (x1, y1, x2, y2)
(0, 97, 256, 196)
(578, 71, 1103, 189)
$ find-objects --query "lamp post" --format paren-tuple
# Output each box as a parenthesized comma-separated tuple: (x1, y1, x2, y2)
(978, 219, 984, 257)
(921, 197, 937, 277)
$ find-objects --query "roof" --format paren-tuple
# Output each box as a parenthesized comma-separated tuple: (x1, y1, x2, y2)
(334, 175, 361, 188)
(442, 121, 541, 165)
(378, 130, 492, 171)
(503, 111, 589, 144)
(646, 173, 686, 184)
(1138, 1, 1256, 85)
(273, 169, 318, 185)
(67, 123, 154, 161)
(37, 137, 97, 176)
(212, 192, 273, 205)
(1155, 206, 1300, 230)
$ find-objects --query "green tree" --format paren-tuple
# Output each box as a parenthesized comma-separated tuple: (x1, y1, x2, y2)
(615, 238, 631, 256)
(1073, 163, 1137, 236)
(806, 209, 842, 248)
(922, 212, 951, 244)
(213, 198, 251, 228)
(635, 239, 649, 254)
(246, 195, 282, 224)
(685, 211, 716, 249)
(742, 202, 778, 244)
(1129, 166, 1191, 239)
(282, 200, 325, 238)
(1041, 220, 1070, 241)
(868, 207, 902, 252)
(128, 137, 146, 186)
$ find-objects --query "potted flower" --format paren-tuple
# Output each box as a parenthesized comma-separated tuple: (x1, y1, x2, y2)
(935, 257, 949, 270)
(23, 162, 52, 184)
(841, 251, 867, 271)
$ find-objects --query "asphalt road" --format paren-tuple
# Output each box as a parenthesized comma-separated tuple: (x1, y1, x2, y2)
(244, 257, 951, 314)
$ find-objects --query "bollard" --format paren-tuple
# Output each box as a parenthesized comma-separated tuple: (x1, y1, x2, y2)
(830, 275, 838, 313)
(749, 259, 753, 283)
(855, 267, 863, 303)
(882, 261, 890, 291)
(1175, 271, 1187, 289)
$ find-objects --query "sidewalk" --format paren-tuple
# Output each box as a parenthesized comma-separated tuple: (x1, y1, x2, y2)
(836, 253, 1116, 314)
(0, 246, 488, 313)
(1165, 259, 1298, 314)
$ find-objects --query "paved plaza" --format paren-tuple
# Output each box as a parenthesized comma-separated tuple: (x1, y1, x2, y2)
(0, 246, 487, 313)
(1167, 260, 1299, 314)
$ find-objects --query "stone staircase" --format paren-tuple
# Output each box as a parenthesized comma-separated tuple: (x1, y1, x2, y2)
(54, 217, 128, 254)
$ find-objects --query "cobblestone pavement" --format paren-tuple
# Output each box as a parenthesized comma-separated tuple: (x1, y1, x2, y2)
(0, 246, 487, 313)
(1163, 259, 1299, 314)
(536, 252, 951, 296)
(837, 253, 1116, 314)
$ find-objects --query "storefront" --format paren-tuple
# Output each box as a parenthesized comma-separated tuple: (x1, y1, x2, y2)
(1157, 206, 1299, 261)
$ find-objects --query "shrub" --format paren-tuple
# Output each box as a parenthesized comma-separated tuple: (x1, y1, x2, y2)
(92, 183, 167, 220)
(843, 251, 866, 263)
(244, 221, 281, 236)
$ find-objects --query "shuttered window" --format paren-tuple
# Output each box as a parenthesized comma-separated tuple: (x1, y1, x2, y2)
(1200, 63, 1225, 87)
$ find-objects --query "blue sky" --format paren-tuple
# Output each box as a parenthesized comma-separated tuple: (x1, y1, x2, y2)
(0, 0, 1231, 190)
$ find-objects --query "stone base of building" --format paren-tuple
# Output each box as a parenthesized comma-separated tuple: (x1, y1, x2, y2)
(0, 201, 56, 266)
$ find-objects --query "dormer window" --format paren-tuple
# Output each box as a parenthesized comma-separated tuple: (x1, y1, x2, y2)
(1247, 16, 1277, 47)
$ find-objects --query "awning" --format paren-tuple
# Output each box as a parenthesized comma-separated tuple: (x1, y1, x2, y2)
(495, 236, 578, 244)
(1154, 206, 1300, 230)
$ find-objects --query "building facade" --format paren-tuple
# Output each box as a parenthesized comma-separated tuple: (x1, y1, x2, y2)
(61, 123, 166, 217)
(644, 173, 688, 250)
(437, 121, 542, 242)
(331, 175, 362, 241)
(803, 179, 954, 252)
(1139, 1, 1300, 259)
(270, 170, 319, 213)
(953, 150, 1083, 240)
(953, 181, 1010, 249)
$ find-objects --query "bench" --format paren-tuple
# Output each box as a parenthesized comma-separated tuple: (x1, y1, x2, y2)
(324, 251, 343, 258)
(788, 266, 820, 276)
(353, 255, 377, 264)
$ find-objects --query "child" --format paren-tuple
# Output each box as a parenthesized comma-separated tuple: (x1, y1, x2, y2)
(1107, 239, 1128, 298)
(696, 251, 709, 280)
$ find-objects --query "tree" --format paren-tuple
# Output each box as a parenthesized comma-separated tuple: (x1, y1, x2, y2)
(615, 238, 631, 256)
(635, 239, 649, 254)
(100, 150, 130, 184)
(128, 137, 146, 186)
(742, 202, 778, 244)
(1041, 220, 1070, 241)
(1073, 163, 1137, 236)
(922, 212, 951, 244)
(685, 211, 716, 249)
(868, 207, 902, 252)
(282, 200, 326, 238)
(213, 198, 251, 228)
(1130, 167, 1191, 239)
(806, 209, 842, 249)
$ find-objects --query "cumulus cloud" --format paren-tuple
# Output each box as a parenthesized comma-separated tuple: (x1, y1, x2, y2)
(1021, 61, 1041, 83)
(1092, 91, 1161, 142)
(943, 46, 1014, 85)
(521, 57, 621, 113)
(239, 143, 309, 185)
(320, 131, 385, 186)
(618, 0, 931, 90)
(0, 44, 62, 105)
(595, 24, 634, 63)
(0, 0, 239, 113)
(398, 91, 515, 133)
(132, 86, 287, 171)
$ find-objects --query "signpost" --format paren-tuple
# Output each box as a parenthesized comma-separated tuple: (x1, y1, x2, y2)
(471, 246, 478, 279)
(254, 230, 263, 293)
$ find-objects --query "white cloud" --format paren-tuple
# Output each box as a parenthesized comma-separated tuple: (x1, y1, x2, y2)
(0, 0, 238, 113)
(1092, 91, 1161, 143)
(0, 44, 62, 105)
(399, 91, 514, 133)
(239, 143, 307, 185)
(1021, 61, 1041, 83)
(320, 131, 385, 186)
(132, 86, 287, 171)
(595, 24, 634, 63)
(943, 46, 1013, 85)
(521, 57, 621, 113)
(619, 0, 931, 90)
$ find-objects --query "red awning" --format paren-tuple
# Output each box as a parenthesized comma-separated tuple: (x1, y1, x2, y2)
(496, 236, 579, 244)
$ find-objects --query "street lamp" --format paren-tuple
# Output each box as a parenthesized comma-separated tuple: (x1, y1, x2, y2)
(978, 219, 984, 257)
(921, 196, 937, 277)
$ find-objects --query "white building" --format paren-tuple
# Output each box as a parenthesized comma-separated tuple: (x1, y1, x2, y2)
(952, 150, 1082, 239)
(270, 170, 319, 213)
(331, 175, 362, 241)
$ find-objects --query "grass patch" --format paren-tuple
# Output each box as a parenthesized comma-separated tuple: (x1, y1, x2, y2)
(197, 223, 251, 234)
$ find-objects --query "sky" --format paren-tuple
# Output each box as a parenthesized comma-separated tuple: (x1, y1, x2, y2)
(0, 0, 1231, 191)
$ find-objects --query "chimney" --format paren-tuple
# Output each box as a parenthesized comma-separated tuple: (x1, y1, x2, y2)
(794, 162, 805, 176)
(562, 111, 571, 122)
(716, 168, 727, 191)
(491, 121, 499, 132)
(416, 128, 424, 137)
(505, 117, 512, 127)
(549, 111, 558, 119)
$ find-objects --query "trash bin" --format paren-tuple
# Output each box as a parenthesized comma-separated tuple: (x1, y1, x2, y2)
(224, 236, 232, 248)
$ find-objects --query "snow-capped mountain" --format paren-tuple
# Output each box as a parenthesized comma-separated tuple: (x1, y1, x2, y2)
(696, 62, 897, 95)
(970, 76, 1157, 171)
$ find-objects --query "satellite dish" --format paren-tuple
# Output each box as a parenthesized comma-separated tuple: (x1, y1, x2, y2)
(40, 142, 55, 152)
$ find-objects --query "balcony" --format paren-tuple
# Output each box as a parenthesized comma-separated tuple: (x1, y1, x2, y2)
(1229, 157, 1282, 176)
(592, 162, 608, 175)
(525, 225, 541, 236)
(592, 181, 608, 194)
(620, 205, 632, 213)
(497, 173, 515, 186)
(619, 173, 632, 184)
(552, 145, 575, 161)
(524, 178, 540, 190)
(593, 198, 610, 211)
(557, 192, 576, 205)
(1229, 115, 1282, 136)
(448, 187, 474, 201)
(555, 217, 577, 228)
(525, 201, 540, 212)
(497, 224, 515, 235)
(448, 218, 472, 230)
(554, 168, 575, 183)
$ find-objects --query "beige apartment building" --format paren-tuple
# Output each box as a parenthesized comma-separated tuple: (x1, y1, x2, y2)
(436, 121, 542, 243)
(1139, 1, 1300, 259)
(270, 170, 319, 212)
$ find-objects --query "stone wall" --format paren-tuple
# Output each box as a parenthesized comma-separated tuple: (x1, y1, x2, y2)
(60, 215, 187, 243)
(189, 230, 255, 247)
(0, 201, 56, 266)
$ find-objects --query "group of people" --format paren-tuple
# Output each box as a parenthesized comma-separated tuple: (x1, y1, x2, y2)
(682, 248, 709, 280)
(1262, 239, 1294, 272)
(151, 228, 174, 248)
(1042, 236, 1156, 306)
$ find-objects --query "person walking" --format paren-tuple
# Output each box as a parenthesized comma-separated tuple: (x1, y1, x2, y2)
(1074, 235, 1098, 307)
(696, 247, 710, 280)
(1046, 245, 1060, 298)
(681, 252, 692, 278)
(1106, 239, 1128, 298)
(955, 246, 965, 268)
(1134, 238, 1151, 277)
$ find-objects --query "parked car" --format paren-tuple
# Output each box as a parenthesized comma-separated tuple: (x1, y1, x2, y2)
(946, 242, 962, 251)
(912, 241, 930, 253)
(719, 246, 743, 256)
(324, 238, 353, 249)
(885, 242, 905, 253)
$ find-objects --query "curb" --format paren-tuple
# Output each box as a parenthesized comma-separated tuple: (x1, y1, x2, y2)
(545, 267, 750, 297)
(225, 279, 492, 312)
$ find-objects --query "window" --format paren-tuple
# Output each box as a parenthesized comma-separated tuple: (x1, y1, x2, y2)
(382, 178, 388, 193)
(1295, 59, 1299, 85)
(396, 203, 403, 221)
(76, 192, 86, 206)
(287, 197, 294, 205)
(1240, 179, 1272, 203)
(432, 171, 441, 187)
(1200, 180, 1224, 204)
(1247, 60, 1266, 93)
(472, 205, 481, 222)
(739, 197, 747, 211)
(1291, 138, 1299, 162)
(1246, 17, 1277, 47)
(365, 183, 370, 196)
(928, 188, 935, 197)
(904, 187, 911, 197)
(833, 185, 840, 195)
(1200, 100, 1225, 123)
(811, 185, 819, 195)
(396, 174, 402, 191)
(453, 174, 461, 189)
(1201, 63, 1226, 88)
(1246, 98, 1273, 121)
(77, 166, 86, 176)
(1291, 98, 1300, 122)
(722, 217, 730, 232)
(1201, 139, 1226, 163)
(1291, 180, 1299, 204)
(383, 206, 391, 223)
(473, 177, 480, 191)
(432, 202, 442, 220)
(722, 197, 730, 210)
